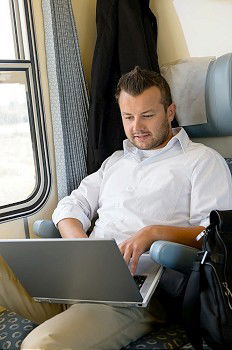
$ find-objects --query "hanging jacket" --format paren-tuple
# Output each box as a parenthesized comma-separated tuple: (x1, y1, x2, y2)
(87, 0, 159, 174)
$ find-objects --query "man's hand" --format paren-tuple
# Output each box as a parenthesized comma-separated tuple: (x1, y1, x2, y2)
(119, 226, 153, 275)
(118, 224, 205, 275)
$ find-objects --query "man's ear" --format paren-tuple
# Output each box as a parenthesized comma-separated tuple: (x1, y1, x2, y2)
(167, 103, 176, 122)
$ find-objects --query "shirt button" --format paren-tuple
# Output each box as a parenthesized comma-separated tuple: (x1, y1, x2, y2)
(126, 185, 134, 191)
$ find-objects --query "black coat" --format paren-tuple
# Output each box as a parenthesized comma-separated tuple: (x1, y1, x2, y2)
(87, 0, 160, 174)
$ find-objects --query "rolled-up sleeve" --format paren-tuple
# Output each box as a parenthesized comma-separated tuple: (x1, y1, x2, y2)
(189, 150, 232, 228)
(52, 161, 106, 232)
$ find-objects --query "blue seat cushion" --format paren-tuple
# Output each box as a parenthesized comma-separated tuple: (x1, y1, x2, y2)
(0, 310, 38, 349)
(225, 158, 232, 174)
(122, 323, 188, 349)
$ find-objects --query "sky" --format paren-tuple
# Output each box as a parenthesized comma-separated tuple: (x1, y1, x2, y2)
(0, 1, 15, 59)
(0, 2, 25, 106)
(0, 83, 26, 106)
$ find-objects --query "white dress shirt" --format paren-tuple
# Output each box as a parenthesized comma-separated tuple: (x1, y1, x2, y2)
(53, 128, 232, 244)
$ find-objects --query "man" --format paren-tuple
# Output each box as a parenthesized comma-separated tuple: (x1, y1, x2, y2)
(53, 66, 231, 273)
(1, 67, 231, 350)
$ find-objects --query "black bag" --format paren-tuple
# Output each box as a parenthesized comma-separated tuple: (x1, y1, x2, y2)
(183, 210, 232, 350)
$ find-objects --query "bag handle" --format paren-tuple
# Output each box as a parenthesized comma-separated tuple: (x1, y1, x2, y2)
(210, 210, 232, 234)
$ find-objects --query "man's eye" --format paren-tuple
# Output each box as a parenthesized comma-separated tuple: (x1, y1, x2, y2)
(143, 115, 153, 118)
(125, 116, 133, 120)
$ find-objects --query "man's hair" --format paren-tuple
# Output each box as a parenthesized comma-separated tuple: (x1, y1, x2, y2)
(115, 66, 172, 112)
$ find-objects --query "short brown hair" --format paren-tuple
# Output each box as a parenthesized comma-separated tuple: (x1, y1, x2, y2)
(115, 66, 172, 112)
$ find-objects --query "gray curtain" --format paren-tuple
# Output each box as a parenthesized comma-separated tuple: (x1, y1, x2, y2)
(42, 0, 89, 199)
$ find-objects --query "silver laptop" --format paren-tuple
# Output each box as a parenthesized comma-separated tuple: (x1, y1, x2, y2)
(0, 238, 163, 308)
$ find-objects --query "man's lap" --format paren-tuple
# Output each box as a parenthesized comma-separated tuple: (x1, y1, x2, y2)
(21, 303, 159, 350)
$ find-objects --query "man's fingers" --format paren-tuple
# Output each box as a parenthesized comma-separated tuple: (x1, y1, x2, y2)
(130, 252, 140, 275)
(123, 246, 133, 265)
(118, 240, 143, 273)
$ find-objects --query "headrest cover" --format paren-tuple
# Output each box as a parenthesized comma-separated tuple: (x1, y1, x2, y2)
(184, 53, 232, 138)
(161, 57, 214, 126)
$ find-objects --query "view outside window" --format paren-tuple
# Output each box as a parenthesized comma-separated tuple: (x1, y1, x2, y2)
(0, 72, 36, 206)
(0, 0, 50, 220)
(0, 1, 15, 59)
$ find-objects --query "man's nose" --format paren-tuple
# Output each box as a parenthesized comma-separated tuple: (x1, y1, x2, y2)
(133, 117, 143, 131)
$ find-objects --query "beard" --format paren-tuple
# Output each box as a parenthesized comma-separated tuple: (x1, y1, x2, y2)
(129, 118, 171, 150)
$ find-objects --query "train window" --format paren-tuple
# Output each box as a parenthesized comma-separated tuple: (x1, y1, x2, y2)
(0, 0, 51, 222)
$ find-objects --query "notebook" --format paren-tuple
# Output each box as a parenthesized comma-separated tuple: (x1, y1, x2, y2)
(0, 238, 163, 308)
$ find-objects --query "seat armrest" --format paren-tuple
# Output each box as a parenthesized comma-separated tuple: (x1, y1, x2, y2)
(149, 240, 200, 274)
(33, 220, 61, 238)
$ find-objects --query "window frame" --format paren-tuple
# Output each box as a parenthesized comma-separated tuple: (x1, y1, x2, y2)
(0, 0, 51, 222)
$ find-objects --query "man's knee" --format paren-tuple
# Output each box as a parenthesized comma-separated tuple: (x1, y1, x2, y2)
(21, 324, 51, 350)
(21, 306, 83, 350)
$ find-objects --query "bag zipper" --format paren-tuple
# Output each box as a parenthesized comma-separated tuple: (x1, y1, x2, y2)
(196, 229, 207, 242)
(205, 262, 228, 310)
(205, 262, 232, 313)
(214, 226, 232, 311)
(196, 226, 211, 264)
(196, 225, 213, 242)
(222, 282, 232, 311)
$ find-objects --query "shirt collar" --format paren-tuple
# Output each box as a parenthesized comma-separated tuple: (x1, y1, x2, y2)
(123, 127, 191, 157)
(172, 127, 191, 152)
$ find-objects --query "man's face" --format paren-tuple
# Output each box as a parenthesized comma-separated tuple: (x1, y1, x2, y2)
(119, 86, 176, 150)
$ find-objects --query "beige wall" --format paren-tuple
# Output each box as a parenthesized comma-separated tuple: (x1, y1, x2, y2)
(71, 0, 97, 89)
(150, 0, 232, 65)
(150, 0, 190, 65)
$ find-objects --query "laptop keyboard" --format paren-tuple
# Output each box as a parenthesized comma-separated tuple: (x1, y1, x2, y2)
(133, 275, 146, 290)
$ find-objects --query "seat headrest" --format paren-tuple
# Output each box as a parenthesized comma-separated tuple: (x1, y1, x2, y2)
(184, 53, 232, 138)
